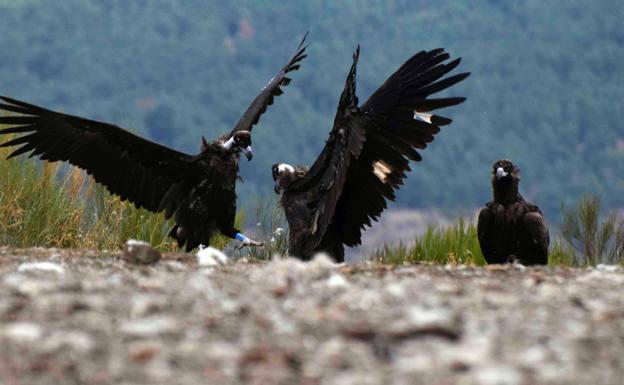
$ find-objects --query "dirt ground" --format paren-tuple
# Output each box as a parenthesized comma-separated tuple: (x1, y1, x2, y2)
(0, 246, 623, 385)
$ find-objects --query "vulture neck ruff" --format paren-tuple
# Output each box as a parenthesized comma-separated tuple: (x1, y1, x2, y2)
(278, 164, 295, 175)
(222, 137, 235, 150)
(492, 177, 520, 204)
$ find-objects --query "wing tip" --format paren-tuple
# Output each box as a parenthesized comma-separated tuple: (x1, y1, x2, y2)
(299, 30, 310, 47)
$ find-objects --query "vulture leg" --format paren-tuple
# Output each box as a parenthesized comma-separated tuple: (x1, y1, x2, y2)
(215, 207, 263, 249)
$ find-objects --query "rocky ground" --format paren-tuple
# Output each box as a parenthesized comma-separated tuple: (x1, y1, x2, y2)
(0, 247, 623, 385)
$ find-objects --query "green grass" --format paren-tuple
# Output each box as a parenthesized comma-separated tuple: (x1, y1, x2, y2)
(235, 196, 289, 260)
(2, 132, 622, 266)
(0, 151, 175, 251)
(558, 194, 623, 266)
(374, 195, 623, 267)
(372, 218, 487, 266)
(0, 133, 241, 252)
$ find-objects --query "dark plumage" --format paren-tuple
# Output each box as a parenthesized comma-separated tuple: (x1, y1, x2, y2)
(477, 159, 549, 265)
(0, 33, 308, 251)
(273, 46, 470, 261)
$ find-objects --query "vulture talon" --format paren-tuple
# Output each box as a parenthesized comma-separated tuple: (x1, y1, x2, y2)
(235, 233, 264, 249)
(236, 238, 264, 250)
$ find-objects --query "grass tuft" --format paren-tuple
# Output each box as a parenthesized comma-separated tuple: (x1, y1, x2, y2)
(376, 195, 623, 267)
(0, 132, 245, 252)
(3, 132, 622, 266)
(0, 149, 174, 251)
(238, 196, 289, 260)
(373, 218, 487, 266)
(558, 193, 623, 265)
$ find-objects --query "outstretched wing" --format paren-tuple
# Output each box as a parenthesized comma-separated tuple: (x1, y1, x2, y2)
(230, 32, 308, 135)
(0, 96, 196, 214)
(287, 47, 366, 253)
(290, 48, 469, 251)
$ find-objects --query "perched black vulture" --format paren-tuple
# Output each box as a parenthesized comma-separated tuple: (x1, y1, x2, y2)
(0, 33, 308, 251)
(272, 46, 470, 261)
(477, 159, 549, 265)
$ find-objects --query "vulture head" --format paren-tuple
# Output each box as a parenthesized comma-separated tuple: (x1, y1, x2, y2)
(272, 163, 306, 194)
(217, 131, 253, 160)
(491, 159, 520, 186)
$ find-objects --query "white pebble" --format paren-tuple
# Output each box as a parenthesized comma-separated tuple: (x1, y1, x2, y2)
(476, 365, 522, 385)
(2, 322, 43, 343)
(126, 239, 150, 247)
(17, 262, 64, 274)
(196, 246, 228, 266)
(121, 316, 178, 337)
(596, 264, 621, 272)
(326, 273, 350, 289)
(386, 282, 405, 298)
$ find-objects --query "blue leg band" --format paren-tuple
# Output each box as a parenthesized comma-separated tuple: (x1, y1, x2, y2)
(235, 233, 249, 242)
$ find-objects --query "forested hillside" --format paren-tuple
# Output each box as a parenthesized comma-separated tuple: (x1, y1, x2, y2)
(0, 0, 622, 219)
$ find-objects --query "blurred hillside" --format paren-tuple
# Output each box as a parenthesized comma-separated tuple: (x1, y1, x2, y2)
(0, 0, 622, 220)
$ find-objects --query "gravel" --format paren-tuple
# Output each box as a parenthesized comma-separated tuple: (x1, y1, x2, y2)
(0, 246, 623, 385)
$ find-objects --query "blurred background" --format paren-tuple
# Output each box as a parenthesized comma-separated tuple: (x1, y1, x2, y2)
(0, 0, 622, 252)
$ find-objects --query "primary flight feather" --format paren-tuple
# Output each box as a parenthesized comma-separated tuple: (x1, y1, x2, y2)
(273, 46, 470, 261)
(0, 32, 308, 251)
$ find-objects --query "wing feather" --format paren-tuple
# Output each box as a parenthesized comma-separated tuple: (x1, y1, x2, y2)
(0, 96, 197, 212)
(287, 47, 469, 252)
(230, 32, 308, 134)
(523, 210, 550, 261)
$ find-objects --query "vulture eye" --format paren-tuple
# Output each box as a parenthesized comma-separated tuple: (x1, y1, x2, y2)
(272, 165, 279, 181)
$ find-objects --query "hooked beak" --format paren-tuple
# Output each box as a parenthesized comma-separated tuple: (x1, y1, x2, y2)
(241, 146, 253, 161)
(496, 167, 508, 180)
(274, 180, 281, 194)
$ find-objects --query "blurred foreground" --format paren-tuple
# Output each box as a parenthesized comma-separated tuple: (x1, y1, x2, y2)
(0, 247, 622, 385)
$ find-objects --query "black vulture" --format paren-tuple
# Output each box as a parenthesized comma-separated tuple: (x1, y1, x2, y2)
(477, 159, 549, 265)
(0, 33, 308, 251)
(272, 46, 470, 261)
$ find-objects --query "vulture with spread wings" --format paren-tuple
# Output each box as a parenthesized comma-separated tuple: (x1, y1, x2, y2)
(272, 46, 469, 261)
(0, 33, 308, 251)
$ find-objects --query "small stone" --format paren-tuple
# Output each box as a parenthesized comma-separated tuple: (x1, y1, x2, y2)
(130, 294, 167, 317)
(122, 239, 161, 265)
(17, 261, 64, 274)
(476, 365, 522, 385)
(386, 306, 461, 341)
(197, 246, 228, 267)
(43, 330, 95, 354)
(163, 261, 187, 271)
(326, 273, 349, 289)
(120, 316, 178, 338)
(239, 345, 299, 385)
(305, 253, 336, 278)
(2, 322, 43, 343)
(385, 282, 406, 298)
(512, 261, 527, 271)
(128, 341, 160, 363)
(596, 264, 621, 273)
